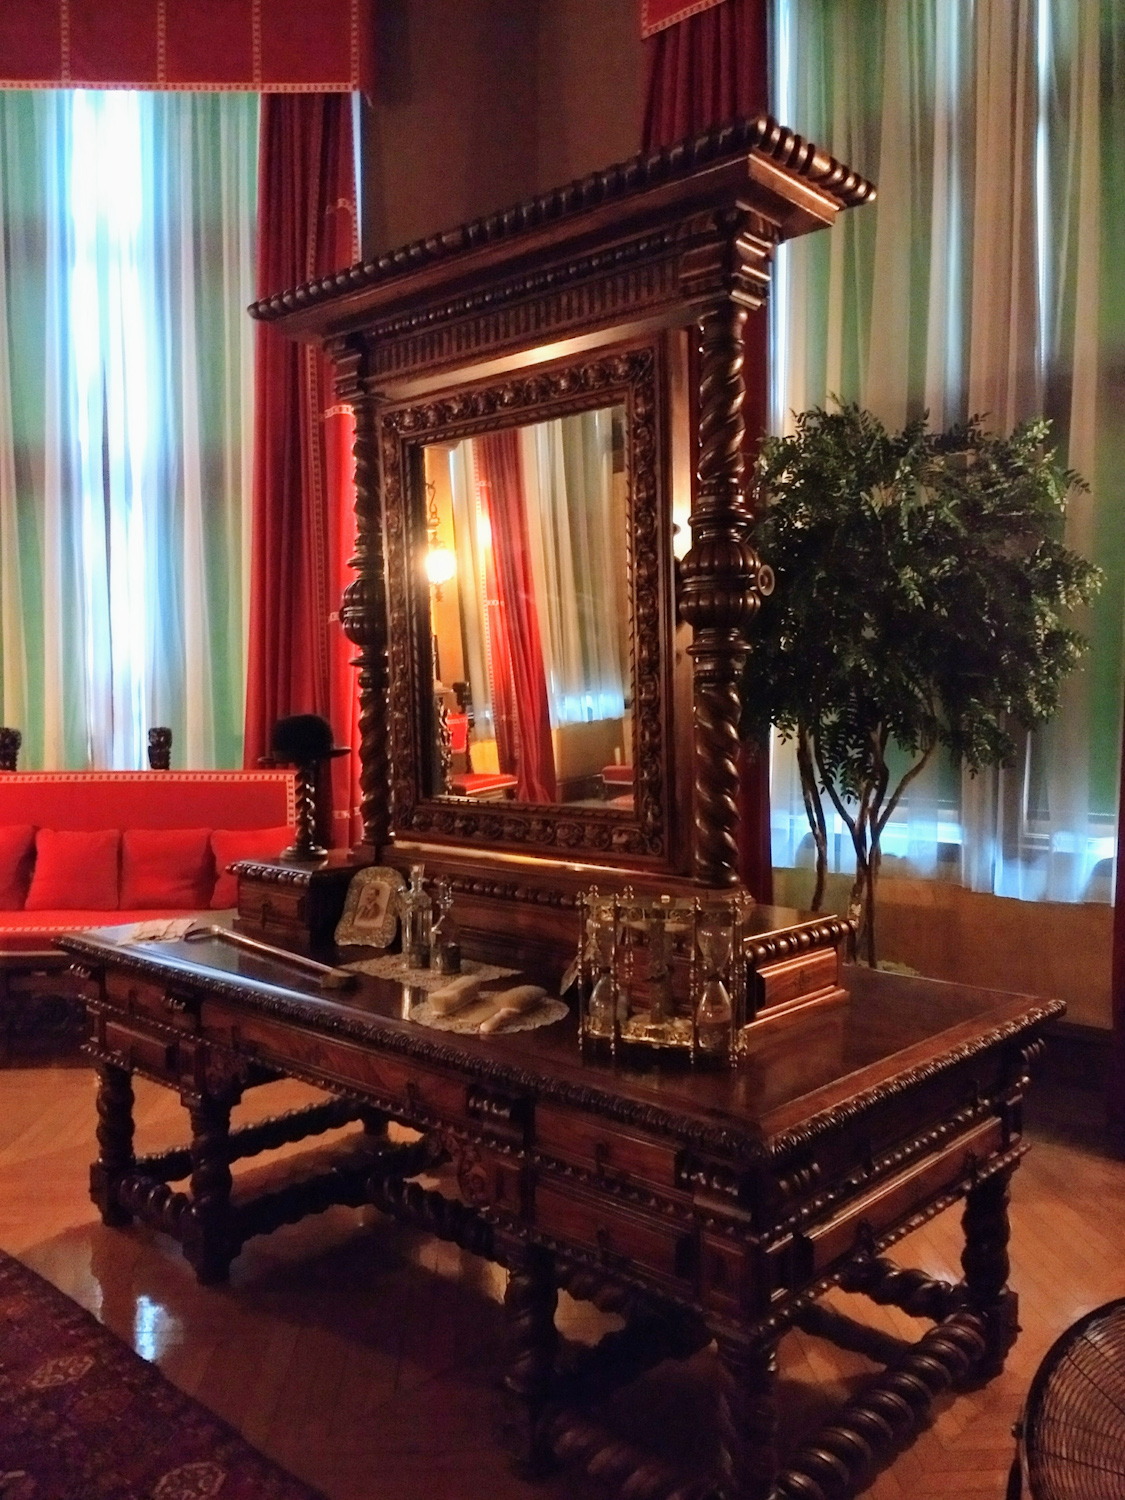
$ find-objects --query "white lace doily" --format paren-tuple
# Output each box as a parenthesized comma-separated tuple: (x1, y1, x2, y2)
(409, 995, 569, 1036)
(343, 953, 517, 991)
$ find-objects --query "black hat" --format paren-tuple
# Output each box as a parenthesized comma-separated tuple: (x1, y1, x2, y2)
(270, 714, 346, 764)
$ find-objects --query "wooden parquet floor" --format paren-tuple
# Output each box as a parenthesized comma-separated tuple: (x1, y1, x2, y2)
(0, 1063, 1121, 1500)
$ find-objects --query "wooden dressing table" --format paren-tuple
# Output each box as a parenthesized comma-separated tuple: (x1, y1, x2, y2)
(62, 118, 1064, 1498)
(64, 925, 1061, 1500)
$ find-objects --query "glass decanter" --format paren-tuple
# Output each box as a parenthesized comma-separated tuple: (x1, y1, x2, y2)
(400, 864, 432, 971)
(430, 878, 461, 974)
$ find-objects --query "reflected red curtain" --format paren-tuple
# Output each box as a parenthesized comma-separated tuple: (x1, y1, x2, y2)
(244, 93, 359, 846)
(641, 0, 773, 902)
(473, 433, 557, 804)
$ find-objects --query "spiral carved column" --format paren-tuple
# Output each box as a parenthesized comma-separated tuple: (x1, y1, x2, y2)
(678, 287, 767, 887)
(961, 1165, 1018, 1376)
(503, 1242, 559, 1476)
(184, 1095, 236, 1284)
(90, 1063, 135, 1228)
(332, 338, 391, 854)
(714, 1334, 778, 1500)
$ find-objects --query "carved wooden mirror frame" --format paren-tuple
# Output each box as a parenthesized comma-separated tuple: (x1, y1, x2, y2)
(380, 340, 678, 866)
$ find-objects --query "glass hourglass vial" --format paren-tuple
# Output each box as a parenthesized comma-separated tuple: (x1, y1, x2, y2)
(587, 902, 625, 1031)
(695, 909, 733, 1048)
(646, 904, 674, 1023)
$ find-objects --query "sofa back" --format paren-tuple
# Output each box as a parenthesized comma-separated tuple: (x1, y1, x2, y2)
(0, 770, 296, 831)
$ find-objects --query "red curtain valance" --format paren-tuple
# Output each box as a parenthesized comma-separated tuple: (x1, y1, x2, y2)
(0, 0, 373, 93)
(641, 0, 728, 40)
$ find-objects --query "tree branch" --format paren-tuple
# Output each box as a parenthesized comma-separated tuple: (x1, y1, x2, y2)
(875, 739, 937, 840)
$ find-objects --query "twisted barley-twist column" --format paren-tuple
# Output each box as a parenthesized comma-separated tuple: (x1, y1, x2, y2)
(838, 1254, 964, 1322)
(184, 1095, 236, 1284)
(91, 1062, 135, 1227)
(714, 1334, 778, 1500)
(339, 383, 390, 853)
(678, 291, 763, 886)
(503, 1243, 559, 1476)
(772, 1312, 987, 1500)
(961, 1166, 1017, 1376)
(542, 1405, 719, 1500)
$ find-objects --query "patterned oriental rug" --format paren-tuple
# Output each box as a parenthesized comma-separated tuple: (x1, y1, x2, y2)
(0, 1250, 328, 1500)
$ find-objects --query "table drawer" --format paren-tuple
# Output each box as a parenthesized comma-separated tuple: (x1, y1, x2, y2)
(534, 1105, 681, 1191)
(534, 1180, 695, 1284)
(104, 972, 198, 1029)
(103, 1018, 177, 1077)
(754, 948, 840, 1012)
(237, 883, 305, 927)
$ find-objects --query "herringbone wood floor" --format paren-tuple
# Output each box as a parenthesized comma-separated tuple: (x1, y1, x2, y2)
(0, 1063, 1121, 1500)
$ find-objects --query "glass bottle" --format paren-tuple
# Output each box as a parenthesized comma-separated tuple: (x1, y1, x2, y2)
(401, 864, 432, 970)
(430, 878, 461, 974)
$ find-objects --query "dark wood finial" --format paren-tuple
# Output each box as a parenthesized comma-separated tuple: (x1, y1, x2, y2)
(147, 726, 172, 771)
(0, 726, 22, 772)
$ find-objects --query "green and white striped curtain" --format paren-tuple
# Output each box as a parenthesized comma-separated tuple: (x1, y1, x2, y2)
(771, 0, 1125, 902)
(0, 89, 258, 770)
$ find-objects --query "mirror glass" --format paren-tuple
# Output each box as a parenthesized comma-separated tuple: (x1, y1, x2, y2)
(422, 403, 633, 809)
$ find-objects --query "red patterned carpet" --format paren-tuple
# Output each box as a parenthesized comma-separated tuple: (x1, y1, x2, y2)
(0, 1250, 328, 1500)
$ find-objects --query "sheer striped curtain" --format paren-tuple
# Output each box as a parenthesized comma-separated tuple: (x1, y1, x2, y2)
(771, 0, 1125, 903)
(0, 89, 257, 771)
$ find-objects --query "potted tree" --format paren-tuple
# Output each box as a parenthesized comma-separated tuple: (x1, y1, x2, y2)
(741, 403, 1100, 965)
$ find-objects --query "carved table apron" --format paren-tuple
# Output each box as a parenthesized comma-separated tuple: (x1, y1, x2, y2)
(62, 930, 1062, 1500)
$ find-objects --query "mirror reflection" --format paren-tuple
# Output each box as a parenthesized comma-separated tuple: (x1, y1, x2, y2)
(424, 403, 632, 808)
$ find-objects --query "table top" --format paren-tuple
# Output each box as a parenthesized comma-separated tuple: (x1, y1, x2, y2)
(63, 928, 1064, 1166)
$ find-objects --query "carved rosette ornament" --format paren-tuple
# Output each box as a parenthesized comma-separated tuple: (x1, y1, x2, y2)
(330, 335, 391, 853)
(678, 210, 778, 886)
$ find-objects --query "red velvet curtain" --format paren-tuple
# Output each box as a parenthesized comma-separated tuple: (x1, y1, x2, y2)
(243, 93, 360, 845)
(473, 433, 558, 804)
(641, 0, 773, 902)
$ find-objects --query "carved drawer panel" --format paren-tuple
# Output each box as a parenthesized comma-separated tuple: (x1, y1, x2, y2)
(534, 1105, 681, 1191)
(103, 1019, 177, 1078)
(237, 884, 305, 927)
(104, 972, 197, 1030)
(534, 1179, 695, 1285)
(793, 1115, 1005, 1281)
(754, 948, 839, 1013)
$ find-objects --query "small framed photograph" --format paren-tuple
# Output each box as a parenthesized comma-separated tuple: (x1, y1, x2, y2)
(334, 866, 406, 949)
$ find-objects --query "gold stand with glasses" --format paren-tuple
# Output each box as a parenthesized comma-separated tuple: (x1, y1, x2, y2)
(576, 886, 854, 1065)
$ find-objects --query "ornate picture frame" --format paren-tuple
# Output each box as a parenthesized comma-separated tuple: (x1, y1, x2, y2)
(334, 866, 406, 949)
(379, 341, 676, 865)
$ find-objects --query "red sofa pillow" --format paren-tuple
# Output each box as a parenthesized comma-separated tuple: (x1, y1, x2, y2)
(0, 824, 36, 910)
(25, 828, 120, 911)
(210, 826, 292, 908)
(120, 827, 214, 909)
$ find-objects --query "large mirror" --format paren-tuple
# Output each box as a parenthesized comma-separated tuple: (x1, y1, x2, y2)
(379, 344, 676, 864)
(423, 403, 632, 810)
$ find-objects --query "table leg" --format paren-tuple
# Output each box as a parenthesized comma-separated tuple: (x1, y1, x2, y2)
(183, 1093, 237, 1284)
(961, 1164, 1019, 1377)
(503, 1242, 558, 1477)
(89, 1062, 135, 1227)
(715, 1332, 779, 1500)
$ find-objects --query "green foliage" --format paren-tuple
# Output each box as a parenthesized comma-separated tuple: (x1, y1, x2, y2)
(742, 403, 1100, 961)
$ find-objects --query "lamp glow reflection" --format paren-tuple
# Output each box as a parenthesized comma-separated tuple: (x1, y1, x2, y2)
(425, 545, 456, 588)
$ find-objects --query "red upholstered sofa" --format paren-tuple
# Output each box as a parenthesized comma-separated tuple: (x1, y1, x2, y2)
(0, 770, 296, 1056)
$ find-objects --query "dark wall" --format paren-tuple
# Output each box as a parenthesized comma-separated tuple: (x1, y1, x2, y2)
(362, 0, 645, 254)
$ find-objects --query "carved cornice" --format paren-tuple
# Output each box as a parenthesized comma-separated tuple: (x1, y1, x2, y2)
(380, 345, 672, 861)
(249, 114, 875, 324)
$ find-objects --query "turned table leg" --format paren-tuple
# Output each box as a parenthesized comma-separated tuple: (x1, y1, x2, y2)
(89, 1062, 135, 1227)
(961, 1164, 1019, 1378)
(715, 1332, 779, 1500)
(503, 1242, 559, 1477)
(182, 1092, 238, 1284)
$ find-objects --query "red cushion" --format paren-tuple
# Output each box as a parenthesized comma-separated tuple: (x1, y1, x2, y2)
(210, 825, 292, 908)
(120, 827, 213, 909)
(25, 828, 120, 911)
(0, 909, 191, 950)
(0, 824, 36, 910)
